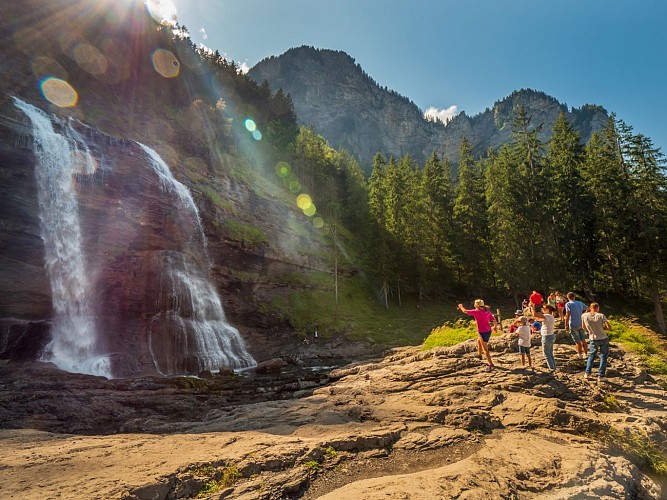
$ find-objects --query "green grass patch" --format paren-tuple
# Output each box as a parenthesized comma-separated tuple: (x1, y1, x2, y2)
(422, 319, 479, 349)
(200, 185, 235, 212)
(197, 465, 242, 497)
(222, 220, 268, 246)
(608, 320, 667, 376)
(603, 427, 667, 475)
(280, 274, 461, 345)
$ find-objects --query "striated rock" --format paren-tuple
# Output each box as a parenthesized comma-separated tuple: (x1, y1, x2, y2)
(0, 336, 665, 499)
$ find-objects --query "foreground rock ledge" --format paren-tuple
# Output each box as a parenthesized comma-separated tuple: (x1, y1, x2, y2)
(1, 334, 665, 499)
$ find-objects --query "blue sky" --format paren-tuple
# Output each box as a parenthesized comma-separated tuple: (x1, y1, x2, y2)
(167, 0, 667, 152)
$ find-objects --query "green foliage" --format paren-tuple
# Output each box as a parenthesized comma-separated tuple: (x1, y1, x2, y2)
(602, 427, 667, 475)
(600, 394, 625, 412)
(222, 220, 268, 246)
(422, 319, 479, 349)
(324, 446, 338, 460)
(608, 320, 667, 375)
(196, 465, 242, 497)
(303, 460, 320, 471)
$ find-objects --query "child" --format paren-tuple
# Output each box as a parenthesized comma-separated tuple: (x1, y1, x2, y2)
(512, 316, 532, 368)
(509, 309, 523, 334)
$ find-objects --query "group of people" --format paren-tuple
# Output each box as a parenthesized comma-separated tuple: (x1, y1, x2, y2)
(458, 291, 611, 382)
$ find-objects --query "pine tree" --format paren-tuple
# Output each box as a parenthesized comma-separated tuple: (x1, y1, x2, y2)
(367, 153, 394, 308)
(453, 138, 491, 291)
(546, 112, 595, 290)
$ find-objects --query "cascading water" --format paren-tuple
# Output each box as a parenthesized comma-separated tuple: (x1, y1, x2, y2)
(13, 98, 111, 377)
(138, 144, 256, 373)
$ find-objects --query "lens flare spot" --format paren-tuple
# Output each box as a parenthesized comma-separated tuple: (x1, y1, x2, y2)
(289, 181, 301, 193)
(73, 43, 108, 75)
(296, 194, 312, 210)
(252, 130, 262, 141)
(39, 77, 78, 107)
(151, 49, 180, 78)
(145, 0, 178, 25)
(313, 217, 325, 229)
(303, 204, 317, 217)
(244, 118, 256, 132)
(275, 161, 291, 177)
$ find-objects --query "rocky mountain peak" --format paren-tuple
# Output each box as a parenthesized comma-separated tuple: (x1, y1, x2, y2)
(249, 48, 609, 169)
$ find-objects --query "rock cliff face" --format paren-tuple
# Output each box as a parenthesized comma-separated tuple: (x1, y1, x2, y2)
(0, 101, 332, 377)
(0, 0, 340, 375)
(249, 46, 609, 167)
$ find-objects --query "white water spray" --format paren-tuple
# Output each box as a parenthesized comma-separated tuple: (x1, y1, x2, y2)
(138, 144, 256, 373)
(13, 98, 111, 377)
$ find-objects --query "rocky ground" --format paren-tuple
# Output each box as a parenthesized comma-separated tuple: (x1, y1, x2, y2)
(1, 331, 666, 499)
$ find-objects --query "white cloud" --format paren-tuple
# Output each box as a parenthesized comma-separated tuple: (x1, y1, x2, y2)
(424, 105, 459, 124)
(199, 28, 208, 40)
(238, 61, 250, 74)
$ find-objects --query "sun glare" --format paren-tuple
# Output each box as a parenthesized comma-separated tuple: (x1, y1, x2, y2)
(144, 0, 178, 25)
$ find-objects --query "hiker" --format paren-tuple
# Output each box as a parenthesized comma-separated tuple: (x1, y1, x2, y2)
(564, 292, 589, 359)
(512, 316, 533, 368)
(532, 304, 557, 372)
(457, 299, 498, 371)
(547, 291, 557, 309)
(581, 302, 612, 383)
(555, 291, 566, 322)
(529, 290, 543, 309)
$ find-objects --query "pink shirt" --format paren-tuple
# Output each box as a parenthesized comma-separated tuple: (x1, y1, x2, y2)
(466, 309, 495, 333)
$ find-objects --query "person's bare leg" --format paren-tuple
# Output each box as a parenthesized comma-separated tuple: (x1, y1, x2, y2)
(481, 340, 493, 366)
(527, 353, 532, 367)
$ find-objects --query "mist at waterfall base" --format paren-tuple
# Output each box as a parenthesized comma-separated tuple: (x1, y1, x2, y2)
(13, 98, 256, 378)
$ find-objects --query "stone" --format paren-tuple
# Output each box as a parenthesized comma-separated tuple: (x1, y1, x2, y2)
(255, 358, 288, 374)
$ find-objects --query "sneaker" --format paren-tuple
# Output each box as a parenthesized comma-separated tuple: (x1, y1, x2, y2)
(578, 353, 584, 360)
(598, 376, 607, 383)
(485, 364, 494, 371)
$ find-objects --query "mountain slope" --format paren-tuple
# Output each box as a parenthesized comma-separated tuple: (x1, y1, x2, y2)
(249, 46, 609, 167)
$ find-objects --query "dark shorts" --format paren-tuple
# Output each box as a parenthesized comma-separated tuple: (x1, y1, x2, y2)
(518, 346, 531, 354)
(478, 331, 492, 342)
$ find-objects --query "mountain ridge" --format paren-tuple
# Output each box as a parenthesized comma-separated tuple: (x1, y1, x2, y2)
(249, 45, 609, 168)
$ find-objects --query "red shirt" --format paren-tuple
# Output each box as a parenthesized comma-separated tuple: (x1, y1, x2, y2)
(529, 292, 543, 306)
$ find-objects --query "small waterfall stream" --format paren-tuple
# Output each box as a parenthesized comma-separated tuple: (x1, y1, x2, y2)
(138, 144, 256, 373)
(13, 98, 111, 377)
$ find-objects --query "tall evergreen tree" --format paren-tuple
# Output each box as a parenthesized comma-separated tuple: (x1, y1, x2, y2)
(546, 112, 595, 291)
(453, 138, 492, 291)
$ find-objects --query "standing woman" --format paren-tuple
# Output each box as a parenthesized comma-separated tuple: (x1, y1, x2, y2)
(555, 292, 566, 323)
(532, 304, 557, 372)
(458, 299, 498, 371)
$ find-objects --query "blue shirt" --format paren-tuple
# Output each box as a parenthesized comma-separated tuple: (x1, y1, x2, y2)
(565, 300, 587, 328)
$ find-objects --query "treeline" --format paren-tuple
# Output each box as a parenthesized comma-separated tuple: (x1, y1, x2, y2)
(364, 108, 667, 331)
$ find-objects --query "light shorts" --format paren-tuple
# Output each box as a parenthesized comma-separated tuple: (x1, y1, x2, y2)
(518, 345, 531, 354)
(570, 327, 586, 343)
(478, 331, 492, 343)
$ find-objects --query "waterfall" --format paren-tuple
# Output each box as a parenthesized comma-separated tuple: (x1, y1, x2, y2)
(138, 144, 256, 373)
(13, 98, 111, 378)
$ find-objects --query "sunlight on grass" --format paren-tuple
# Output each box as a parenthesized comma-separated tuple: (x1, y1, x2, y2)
(422, 319, 479, 349)
(608, 320, 667, 375)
